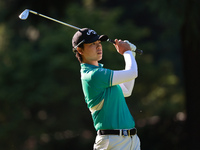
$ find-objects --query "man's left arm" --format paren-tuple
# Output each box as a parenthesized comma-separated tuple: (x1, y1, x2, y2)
(120, 78, 135, 97)
(119, 51, 137, 97)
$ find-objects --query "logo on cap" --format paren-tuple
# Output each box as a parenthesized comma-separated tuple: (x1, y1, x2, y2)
(87, 29, 96, 35)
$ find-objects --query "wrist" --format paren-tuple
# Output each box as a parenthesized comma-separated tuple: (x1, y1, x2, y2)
(123, 50, 132, 55)
(123, 50, 136, 58)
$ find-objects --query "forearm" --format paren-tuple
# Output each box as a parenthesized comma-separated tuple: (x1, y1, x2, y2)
(119, 79, 135, 97)
(112, 51, 138, 86)
(120, 51, 137, 97)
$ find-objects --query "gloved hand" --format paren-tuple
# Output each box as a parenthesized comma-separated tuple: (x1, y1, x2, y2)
(124, 40, 136, 51)
(124, 40, 137, 57)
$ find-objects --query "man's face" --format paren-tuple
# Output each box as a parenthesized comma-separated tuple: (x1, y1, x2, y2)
(81, 40, 103, 63)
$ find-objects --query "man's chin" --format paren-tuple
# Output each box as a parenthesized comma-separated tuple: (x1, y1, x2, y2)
(98, 57, 102, 61)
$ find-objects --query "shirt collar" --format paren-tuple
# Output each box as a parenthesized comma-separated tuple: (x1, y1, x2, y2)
(81, 63, 104, 69)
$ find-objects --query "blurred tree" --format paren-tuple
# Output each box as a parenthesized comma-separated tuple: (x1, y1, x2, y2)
(0, 0, 187, 149)
(0, 2, 149, 149)
(181, 0, 200, 149)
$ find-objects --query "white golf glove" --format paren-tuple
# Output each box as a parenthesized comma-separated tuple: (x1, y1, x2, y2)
(124, 40, 137, 57)
(124, 40, 136, 51)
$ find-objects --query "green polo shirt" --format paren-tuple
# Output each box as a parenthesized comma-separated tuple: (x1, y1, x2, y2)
(80, 63, 135, 131)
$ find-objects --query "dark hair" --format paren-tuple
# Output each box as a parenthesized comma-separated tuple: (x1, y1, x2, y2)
(73, 43, 84, 63)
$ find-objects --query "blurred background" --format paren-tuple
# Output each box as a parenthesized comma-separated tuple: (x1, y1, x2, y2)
(0, 0, 200, 149)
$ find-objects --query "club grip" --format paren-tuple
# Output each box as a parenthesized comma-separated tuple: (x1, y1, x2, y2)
(107, 39, 143, 55)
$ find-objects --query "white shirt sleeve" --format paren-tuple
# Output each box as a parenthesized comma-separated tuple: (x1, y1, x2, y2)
(112, 51, 138, 97)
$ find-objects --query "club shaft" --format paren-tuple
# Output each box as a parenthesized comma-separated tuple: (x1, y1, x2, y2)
(24, 9, 143, 55)
(29, 10, 80, 30)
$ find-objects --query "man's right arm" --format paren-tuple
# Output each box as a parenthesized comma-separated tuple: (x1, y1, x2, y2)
(112, 40, 138, 97)
(112, 51, 138, 84)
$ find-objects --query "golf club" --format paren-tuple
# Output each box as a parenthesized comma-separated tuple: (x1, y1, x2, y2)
(19, 9, 80, 30)
(19, 9, 143, 55)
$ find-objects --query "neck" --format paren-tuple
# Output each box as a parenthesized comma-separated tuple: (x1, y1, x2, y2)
(82, 60, 99, 66)
(82, 57, 99, 66)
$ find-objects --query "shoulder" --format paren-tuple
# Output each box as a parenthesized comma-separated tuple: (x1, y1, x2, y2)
(92, 67, 112, 78)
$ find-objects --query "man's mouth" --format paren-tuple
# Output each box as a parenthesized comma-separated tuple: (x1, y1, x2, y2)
(97, 50, 102, 54)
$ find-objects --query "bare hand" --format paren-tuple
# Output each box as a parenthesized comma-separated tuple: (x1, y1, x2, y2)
(114, 39, 131, 55)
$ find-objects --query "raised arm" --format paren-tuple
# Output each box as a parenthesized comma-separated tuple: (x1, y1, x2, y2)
(112, 39, 138, 97)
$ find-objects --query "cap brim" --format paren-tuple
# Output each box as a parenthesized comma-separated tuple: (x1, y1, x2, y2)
(99, 35, 108, 42)
(85, 35, 99, 44)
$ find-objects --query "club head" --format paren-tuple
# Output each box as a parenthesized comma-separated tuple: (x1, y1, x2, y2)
(19, 9, 30, 20)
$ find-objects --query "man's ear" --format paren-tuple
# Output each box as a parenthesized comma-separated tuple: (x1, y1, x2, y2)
(76, 47, 83, 55)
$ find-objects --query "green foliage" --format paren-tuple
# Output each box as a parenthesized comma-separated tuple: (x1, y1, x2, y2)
(0, 1, 187, 149)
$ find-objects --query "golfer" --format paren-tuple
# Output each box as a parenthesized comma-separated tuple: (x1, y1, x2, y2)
(72, 28, 140, 150)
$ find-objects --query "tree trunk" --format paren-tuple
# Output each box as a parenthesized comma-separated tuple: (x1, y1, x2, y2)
(181, 0, 200, 149)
